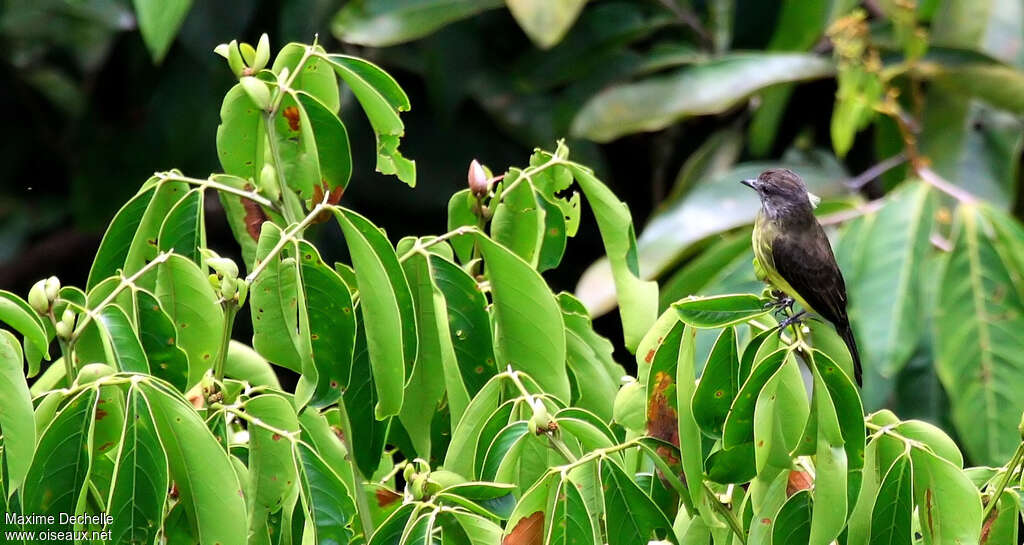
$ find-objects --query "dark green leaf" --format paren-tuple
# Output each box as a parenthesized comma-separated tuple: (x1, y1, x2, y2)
(674, 294, 771, 328)
(0, 330, 36, 495)
(692, 327, 740, 438)
(296, 441, 357, 545)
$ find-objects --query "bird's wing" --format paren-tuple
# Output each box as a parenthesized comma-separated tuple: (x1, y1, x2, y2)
(770, 223, 849, 325)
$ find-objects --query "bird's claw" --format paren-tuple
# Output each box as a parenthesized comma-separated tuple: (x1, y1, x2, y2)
(776, 310, 807, 331)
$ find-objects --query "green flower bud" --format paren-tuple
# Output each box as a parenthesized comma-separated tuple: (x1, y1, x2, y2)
(402, 463, 416, 483)
(240, 76, 271, 110)
(259, 162, 281, 202)
(220, 275, 237, 301)
(207, 257, 239, 280)
(61, 308, 75, 325)
(235, 279, 248, 306)
(227, 40, 245, 78)
(253, 33, 270, 71)
(76, 362, 116, 386)
(613, 379, 646, 431)
(55, 321, 72, 340)
(28, 280, 49, 314)
(208, 274, 222, 291)
(528, 399, 555, 435)
(44, 276, 60, 301)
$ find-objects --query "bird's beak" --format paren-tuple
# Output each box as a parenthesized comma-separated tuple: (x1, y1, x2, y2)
(740, 179, 757, 190)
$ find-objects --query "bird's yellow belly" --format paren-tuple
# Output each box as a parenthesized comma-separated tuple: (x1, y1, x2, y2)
(751, 219, 816, 314)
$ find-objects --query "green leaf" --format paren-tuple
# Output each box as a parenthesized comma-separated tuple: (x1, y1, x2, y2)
(0, 290, 50, 371)
(559, 293, 624, 422)
(131, 0, 192, 62)
(0, 330, 35, 496)
(97, 304, 150, 373)
(297, 92, 353, 190)
(479, 421, 529, 482)
(250, 224, 307, 374)
(813, 350, 865, 471)
(674, 294, 771, 328)
(246, 394, 300, 514)
(536, 193, 568, 272)
(399, 249, 454, 457)
(334, 208, 415, 418)
(473, 233, 570, 402)
(331, 0, 503, 47)
(158, 188, 205, 263)
(934, 203, 1024, 464)
(88, 186, 156, 290)
(908, 447, 982, 545)
(136, 289, 189, 391)
(722, 347, 789, 448)
(807, 359, 847, 545)
(21, 388, 96, 524)
(430, 254, 496, 399)
(446, 189, 479, 263)
(705, 441, 757, 484)
(325, 55, 415, 186)
(491, 177, 544, 267)
(571, 53, 835, 142)
(156, 254, 225, 388)
(868, 453, 913, 545)
(273, 44, 341, 113)
(368, 502, 417, 545)
(928, 62, 1024, 114)
(752, 356, 808, 472)
(344, 310, 393, 478)
(141, 381, 247, 545)
(125, 181, 190, 287)
(567, 162, 658, 352)
(295, 441, 357, 545)
(846, 182, 934, 376)
(216, 84, 264, 184)
(506, 0, 586, 49)
(674, 324, 706, 513)
(771, 489, 811, 545)
(601, 458, 673, 544)
(444, 374, 503, 477)
(692, 327, 740, 438)
(273, 92, 322, 199)
(300, 241, 357, 407)
(107, 385, 168, 545)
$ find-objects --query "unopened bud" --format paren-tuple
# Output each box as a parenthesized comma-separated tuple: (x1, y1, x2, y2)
(403, 463, 416, 482)
(55, 321, 72, 340)
(208, 274, 222, 291)
(44, 276, 60, 301)
(220, 275, 237, 301)
(468, 159, 489, 197)
(239, 42, 257, 67)
(240, 77, 271, 110)
(528, 399, 555, 436)
(259, 163, 281, 201)
(208, 257, 239, 280)
(28, 280, 49, 314)
(61, 309, 76, 328)
(235, 279, 248, 306)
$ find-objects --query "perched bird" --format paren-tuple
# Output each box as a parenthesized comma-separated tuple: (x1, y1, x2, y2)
(741, 169, 862, 386)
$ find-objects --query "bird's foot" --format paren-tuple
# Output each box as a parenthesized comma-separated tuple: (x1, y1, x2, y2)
(776, 310, 807, 331)
(764, 294, 795, 317)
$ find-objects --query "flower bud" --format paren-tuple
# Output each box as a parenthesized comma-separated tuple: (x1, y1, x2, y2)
(259, 162, 281, 201)
(207, 257, 239, 280)
(403, 463, 416, 483)
(467, 159, 489, 197)
(213, 43, 231, 59)
(44, 276, 60, 301)
(613, 379, 646, 431)
(28, 280, 49, 314)
(240, 76, 271, 110)
(220, 275, 237, 301)
(61, 308, 76, 328)
(528, 399, 555, 436)
(208, 274, 222, 291)
(253, 33, 270, 72)
(235, 279, 248, 306)
(55, 321, 73, 340)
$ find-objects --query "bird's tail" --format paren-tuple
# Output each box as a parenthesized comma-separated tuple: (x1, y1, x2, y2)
(836, 322, 863, 387)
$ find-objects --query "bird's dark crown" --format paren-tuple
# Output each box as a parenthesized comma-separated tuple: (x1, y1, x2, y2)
(756, 168, 809, 198)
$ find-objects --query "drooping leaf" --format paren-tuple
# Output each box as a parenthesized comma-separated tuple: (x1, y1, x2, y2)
(473, 233, 570, 402)
(156, 254, 225, 388)
(295, 440, 357, 545)
(934, 203, 1024, 465)
(297, 91, 353, 191)
(601, 458, 673, 544)
(0, 290, 50, 374)
(567, 162, 658, 352)
(245, 394, 300, 515)
(807, 357, 847, 545)
(107, 385, 168, 545)
(136, 289, 189, 391)
(430, 254, 496, 399)
(131, 0, 191, 62)
(868, 453, 913, 545)
(692, 327, 740, 438)
(506, 0, 587, 49)
(559, 293, 624, 422)
(0, 330, 36, 496)
(491, 176, 545, 267)
(332, 0, 503, 47)
(158, 188, 205, 263)
(722, 348, 790, 449)
(250, 223, 308, 374)
(908, 447, 983, 545)
(334, 208, 415, 418)
(571, 53, 835, 142)
(21, 388, 97, 526)
(771, 489, 812, 545)
(141, 381, 247, 545)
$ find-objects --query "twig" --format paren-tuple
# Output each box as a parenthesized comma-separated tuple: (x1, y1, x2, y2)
(655, 0, 713, 47)
(819, 199, 885, 226)
(918, 166, 977, 204)
(845, 153, 907, 189)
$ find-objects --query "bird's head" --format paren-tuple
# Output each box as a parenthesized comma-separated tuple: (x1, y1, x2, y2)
(741, 168, 819, 219)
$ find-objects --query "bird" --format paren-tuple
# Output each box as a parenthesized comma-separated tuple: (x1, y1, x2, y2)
(741, 168, 862, 386)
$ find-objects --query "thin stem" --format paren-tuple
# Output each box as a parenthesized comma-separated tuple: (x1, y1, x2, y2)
(69, 253, 171, 345)
(397, 226, 480, 262)
(245, 203, 330, 283)
(548, 435, 579, 464)
(982, 442, 1024, 522)
(845, 153, 907, 189)
(263, 114, 300, 224)
(156, 172, 278, 211)
(918, 166, 977, 204)
(818, 199, 885, 227)
(223, 406, 299, 441)
(213, 305, 238, 387)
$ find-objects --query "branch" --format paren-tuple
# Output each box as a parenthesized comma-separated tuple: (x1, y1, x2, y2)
(918, 166, 977, 204)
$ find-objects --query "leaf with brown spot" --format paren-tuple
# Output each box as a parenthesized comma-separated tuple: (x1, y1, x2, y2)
(283, 106, 301, 131)
(646, 371, 679, 446)
(503, 511, 544, 545)
(787, 470, 813, 497)
(241, 190, 268, 241)
(374, 488, 401, 507)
